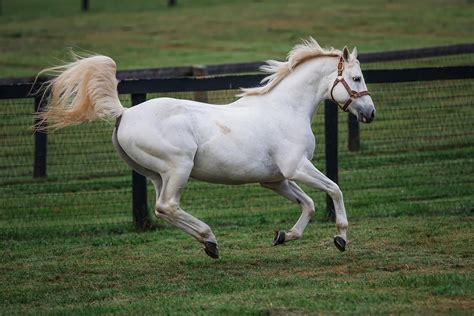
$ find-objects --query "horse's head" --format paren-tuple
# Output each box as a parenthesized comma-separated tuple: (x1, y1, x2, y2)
(329, 47, 375, 123)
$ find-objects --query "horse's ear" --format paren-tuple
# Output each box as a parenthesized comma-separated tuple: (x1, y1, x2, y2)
(342, 46, 350, 61)
(352, 47, 358, 59)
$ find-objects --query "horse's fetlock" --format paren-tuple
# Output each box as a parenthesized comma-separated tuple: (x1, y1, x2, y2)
(201, 227, 214, 240)
(289, 229, 302, 240)
(337, 221, 348, 231)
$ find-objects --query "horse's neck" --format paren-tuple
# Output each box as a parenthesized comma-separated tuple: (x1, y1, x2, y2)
(264, 57, 338, 118)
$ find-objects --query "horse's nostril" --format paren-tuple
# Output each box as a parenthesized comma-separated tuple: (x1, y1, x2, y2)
(371, 110, 375, 119)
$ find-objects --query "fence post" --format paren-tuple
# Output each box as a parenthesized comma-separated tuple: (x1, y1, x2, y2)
(324, 100, 338, 221)
(193, 65, 208, 103)
(348, 113, 360, 151)
(81, 0, 89, 12)
(131, 93, 151, 230)
(33, 96, 48, 178)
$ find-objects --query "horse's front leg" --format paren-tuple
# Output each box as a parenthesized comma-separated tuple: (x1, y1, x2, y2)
(261, 180, 315, 245)
(288, 158, 348, 252)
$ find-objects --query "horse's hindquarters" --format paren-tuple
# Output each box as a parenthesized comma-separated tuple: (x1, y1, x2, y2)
(114, 102, 198, 176)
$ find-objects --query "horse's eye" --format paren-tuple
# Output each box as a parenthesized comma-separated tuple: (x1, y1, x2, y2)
(353, 77, 361, 82)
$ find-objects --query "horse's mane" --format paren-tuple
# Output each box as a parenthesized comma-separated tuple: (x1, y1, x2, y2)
(238, 37, 341, 97)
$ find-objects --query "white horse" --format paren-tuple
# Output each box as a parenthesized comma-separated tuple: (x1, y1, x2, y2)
(38, 38, 375, 259)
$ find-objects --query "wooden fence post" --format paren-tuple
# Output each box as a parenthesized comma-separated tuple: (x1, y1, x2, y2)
(348, 113, 360, 151)
(33, 96, 48, 178)
(324, 100, 338, 221)
(193, 65, 208, 103)
(131, 93, 151, 230)
(81, 0, 89, 12)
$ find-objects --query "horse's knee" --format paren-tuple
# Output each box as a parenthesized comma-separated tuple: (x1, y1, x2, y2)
(327, 183, 343, 200)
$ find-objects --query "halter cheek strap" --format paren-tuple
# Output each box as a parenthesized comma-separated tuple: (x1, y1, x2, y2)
(330, 57, 370, 112)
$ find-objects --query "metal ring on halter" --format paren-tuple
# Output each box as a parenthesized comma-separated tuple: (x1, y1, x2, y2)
(330, 57, 370, 112)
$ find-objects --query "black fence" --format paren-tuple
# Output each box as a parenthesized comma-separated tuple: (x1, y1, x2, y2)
(1, 44, 473, 233)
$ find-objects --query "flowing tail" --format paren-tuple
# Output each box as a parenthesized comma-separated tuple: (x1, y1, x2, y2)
(36, 53, 125, 130)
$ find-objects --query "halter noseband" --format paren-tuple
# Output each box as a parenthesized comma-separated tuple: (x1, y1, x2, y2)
(330, 57, 370, 112)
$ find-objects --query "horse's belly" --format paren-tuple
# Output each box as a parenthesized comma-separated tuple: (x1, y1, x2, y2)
(191, 152, 283, 185)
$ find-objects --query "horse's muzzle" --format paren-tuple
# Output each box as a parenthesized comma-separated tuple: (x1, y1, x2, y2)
(359, 109, 375, 123)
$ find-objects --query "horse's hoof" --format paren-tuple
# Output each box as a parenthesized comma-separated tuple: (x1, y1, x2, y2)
(204, 241, 219, 259)
(334, 236, 346, 252)
(273, 230, 286, 246)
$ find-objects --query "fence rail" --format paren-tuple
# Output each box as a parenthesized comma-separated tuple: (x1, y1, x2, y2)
(1, 44, 473, 230)
(1, 66, 473, 100)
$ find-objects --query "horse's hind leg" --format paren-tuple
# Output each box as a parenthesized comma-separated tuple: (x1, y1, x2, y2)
(114, 124, 217, 257)
(261, 180, 315, 245)
(155, 164, 219, 259)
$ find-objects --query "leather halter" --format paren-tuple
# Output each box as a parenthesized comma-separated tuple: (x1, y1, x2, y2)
(330, 57, 370, 112)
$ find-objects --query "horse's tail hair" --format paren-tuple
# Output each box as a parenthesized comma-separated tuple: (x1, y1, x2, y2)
(35, 53, 125, 130)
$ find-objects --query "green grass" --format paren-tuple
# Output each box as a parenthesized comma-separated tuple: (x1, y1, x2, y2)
(1, 1, 474, 314)
(0, 0, 473, 77)
(1, 217, 473, 314)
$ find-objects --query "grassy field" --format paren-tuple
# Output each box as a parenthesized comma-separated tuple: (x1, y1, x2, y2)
(2, 216, 472, 314)
(1, 1, 474, 314)
(0, 0, 473, 77)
